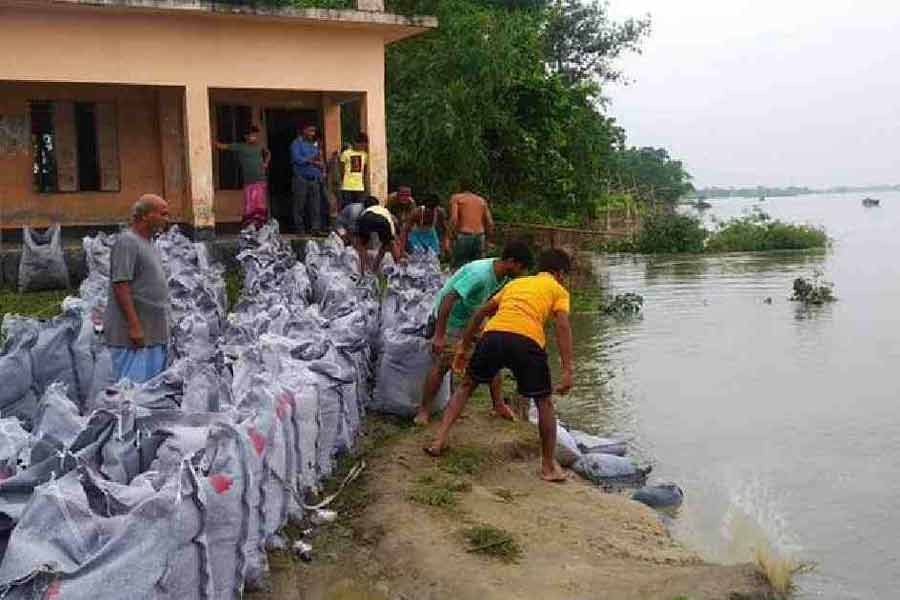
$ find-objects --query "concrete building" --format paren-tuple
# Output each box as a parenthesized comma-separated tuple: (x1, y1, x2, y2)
(0, 0, 435, 237)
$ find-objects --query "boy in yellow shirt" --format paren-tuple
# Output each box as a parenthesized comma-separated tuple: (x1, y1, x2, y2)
(426, 249, 574, 482)
(339, 133, 369, 207)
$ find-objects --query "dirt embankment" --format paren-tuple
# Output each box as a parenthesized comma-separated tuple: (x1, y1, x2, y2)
(251, 397, 773, 600)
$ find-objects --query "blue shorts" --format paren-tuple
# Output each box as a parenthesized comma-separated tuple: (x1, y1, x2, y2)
(110, 345, 168, 384)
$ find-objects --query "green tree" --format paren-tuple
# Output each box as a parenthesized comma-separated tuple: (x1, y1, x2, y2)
(543, 0, 651, 87)
(612, 147, 694, 204)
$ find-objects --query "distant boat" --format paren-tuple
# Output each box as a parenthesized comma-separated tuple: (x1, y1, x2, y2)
(759, 195, 766, 202)
(862, 197, 880, 207)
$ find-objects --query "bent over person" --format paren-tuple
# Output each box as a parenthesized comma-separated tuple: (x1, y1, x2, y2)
(104, 194, 171, 383)
(426, 249, 574, 483)
(415, 240, 534, 425)
(354, 202, 404, 274)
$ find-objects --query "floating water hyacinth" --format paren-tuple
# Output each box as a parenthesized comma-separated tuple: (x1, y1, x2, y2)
(790, 270, 835, 305)
(600, 292, 644, 317)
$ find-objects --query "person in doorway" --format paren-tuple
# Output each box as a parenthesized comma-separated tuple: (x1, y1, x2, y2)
(406, 192, 448, 256)
(449, 186, 494, 268)
(340, 132, 369, 208)
(425, 249, 574, 483)
(290, 123, 325, 235)
(416, 239, 534, 426)
(215, 125, 270, 229)
(354, 200, 404, 275)
(104, 194, 171, 384)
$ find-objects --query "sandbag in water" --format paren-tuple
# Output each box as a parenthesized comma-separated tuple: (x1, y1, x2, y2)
(572, 453, 651, 486)
(570, 430, 628, 457)
(555, 424, 583, 468)
(632, 483, 684, 510)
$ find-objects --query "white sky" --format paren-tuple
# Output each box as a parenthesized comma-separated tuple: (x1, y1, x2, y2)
(605, 0, 900, 188)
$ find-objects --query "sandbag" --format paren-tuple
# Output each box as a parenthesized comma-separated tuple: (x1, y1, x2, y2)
(632, 483, 684, 510)
(0, 317, 40, 424)
(0, 464, 213, 600)
(372, 329, 449, 418)
(31, 383, 85, 448)
(572, 453, 651, 486)
(29, 314, 82, 412)
(555, 424, 583, 468)
(570, 430, 628, 457)
(18, 224, 70, 292)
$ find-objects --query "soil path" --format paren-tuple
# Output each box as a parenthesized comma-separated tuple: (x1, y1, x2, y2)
(251, 399, 772, 600)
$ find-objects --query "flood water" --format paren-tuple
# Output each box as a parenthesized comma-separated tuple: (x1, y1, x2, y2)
(557, 192, 900, 599)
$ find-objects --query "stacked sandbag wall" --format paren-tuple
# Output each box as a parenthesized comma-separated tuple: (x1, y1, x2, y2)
(0, 222, 446, 598)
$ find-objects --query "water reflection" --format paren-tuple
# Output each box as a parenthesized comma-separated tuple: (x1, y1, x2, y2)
(550, 192, 900, 599)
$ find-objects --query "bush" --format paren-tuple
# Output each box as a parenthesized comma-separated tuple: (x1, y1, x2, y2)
(706, 212, 827, 252)
(600, 292, 643, 317)
(636, 211, 707, 254)
(791, 271, 835, 304)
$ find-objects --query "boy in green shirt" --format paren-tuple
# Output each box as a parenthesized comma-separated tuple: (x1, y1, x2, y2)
(416, 240, 534, 425)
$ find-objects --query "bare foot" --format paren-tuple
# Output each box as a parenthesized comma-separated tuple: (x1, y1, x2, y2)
(414, 409, 430, 426)
(423, 445, 443, 458)
(540, 462, 567, 483)
(492, 402, 518, 422)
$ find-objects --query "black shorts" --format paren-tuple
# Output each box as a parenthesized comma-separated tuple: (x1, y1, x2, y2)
(468, 331, 552, 398)
(356, 212, 394, 245)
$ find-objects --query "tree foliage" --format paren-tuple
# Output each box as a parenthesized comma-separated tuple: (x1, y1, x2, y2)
(612, 147, 694, 204)
(278, 0, 690, 223)
(543, 0, 651, 87)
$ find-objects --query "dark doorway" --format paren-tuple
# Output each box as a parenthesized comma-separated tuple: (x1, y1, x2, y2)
(265, 108, 320, 232)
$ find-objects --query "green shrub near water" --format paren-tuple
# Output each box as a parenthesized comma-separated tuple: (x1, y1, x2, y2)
(706, 212, 827, 252)
(636, 212, 707, 254)
(634, 210, 828, 254)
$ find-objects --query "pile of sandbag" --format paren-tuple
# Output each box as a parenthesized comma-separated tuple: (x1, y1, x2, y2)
(371, 251, 450, 418)
(0, 220, 452, 597)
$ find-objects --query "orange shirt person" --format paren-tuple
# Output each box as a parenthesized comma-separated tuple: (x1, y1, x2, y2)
(426, 249, 575, 484)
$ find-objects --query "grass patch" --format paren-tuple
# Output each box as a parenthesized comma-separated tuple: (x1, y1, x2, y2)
(408, 473, 471, 509)
(462, 524, 522, 563)
(224, 270, 243, 312)
(0, 287, 68, 320)
(440, 445, 489, 477)
(753, 546, 816, 597)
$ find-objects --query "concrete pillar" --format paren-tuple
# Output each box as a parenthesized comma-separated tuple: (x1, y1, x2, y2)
(183, 83, 215, 238)
(157, 88, 187, 221)
(322, 94, 342, 164)
(362, 89, 387, 202)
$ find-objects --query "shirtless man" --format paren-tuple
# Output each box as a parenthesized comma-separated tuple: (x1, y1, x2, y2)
(449, 187, 494, 268)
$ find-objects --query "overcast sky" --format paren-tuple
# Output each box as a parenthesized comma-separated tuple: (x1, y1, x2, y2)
(606, 0, 900, 188)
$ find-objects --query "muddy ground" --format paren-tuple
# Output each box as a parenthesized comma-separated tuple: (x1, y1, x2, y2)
(250, 394, 774, 600)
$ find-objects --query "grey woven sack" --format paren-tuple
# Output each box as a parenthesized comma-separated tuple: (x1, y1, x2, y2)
(18, 225, 70, 292)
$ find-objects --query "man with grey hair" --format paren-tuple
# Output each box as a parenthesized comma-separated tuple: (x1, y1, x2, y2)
(103, 193, 171, 383)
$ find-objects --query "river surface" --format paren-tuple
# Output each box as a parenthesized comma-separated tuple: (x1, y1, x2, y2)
(557, 192, 900, 599)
